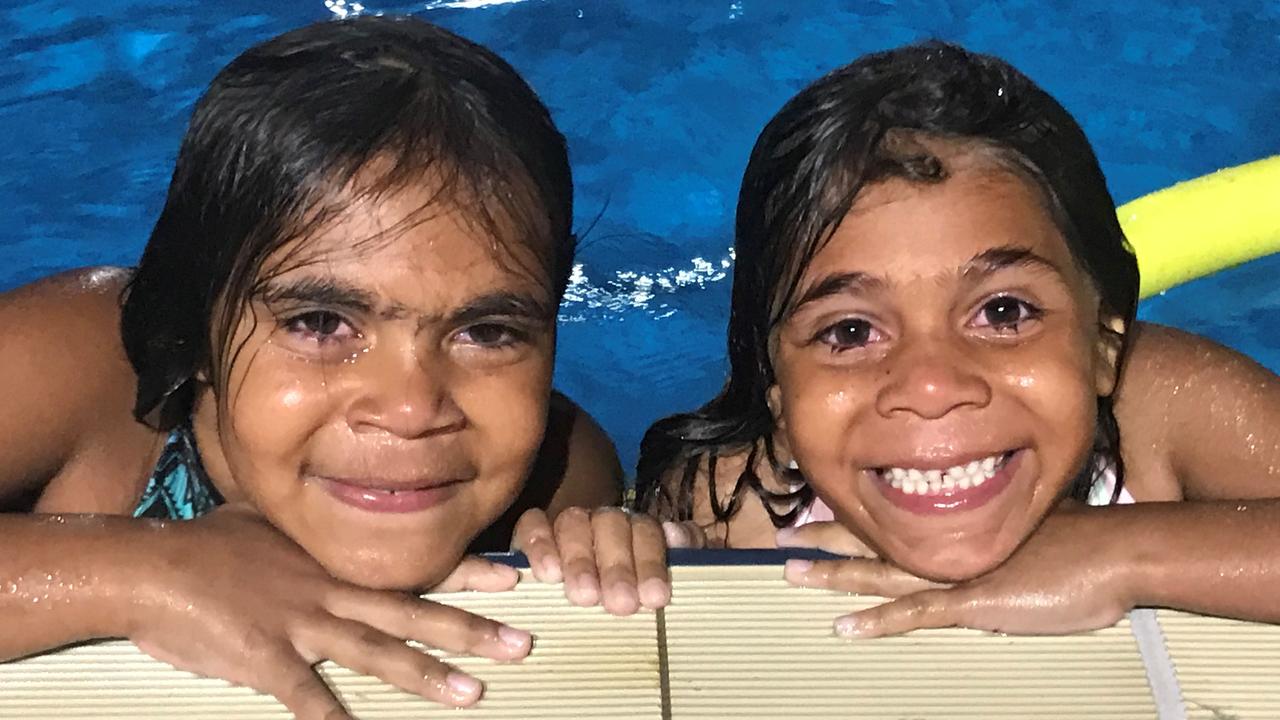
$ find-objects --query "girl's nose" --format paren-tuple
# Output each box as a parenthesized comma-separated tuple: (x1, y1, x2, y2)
(346, 342, 465, 439)
(874, 336, 992, 420)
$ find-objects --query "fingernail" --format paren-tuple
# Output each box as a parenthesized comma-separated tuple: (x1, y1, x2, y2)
(639, 578, 671, 608)
(784, 558, 812, 584)
(541, 556, 563, 583)
(569, 575, 601, 606)
(445, 671, 482, 704)
(498, 625, 532, 653)
(605, 583, 640, 616)
(662, 522, 686, 547)
(834, 616, 862, 638)
(775, 527, 796, 546)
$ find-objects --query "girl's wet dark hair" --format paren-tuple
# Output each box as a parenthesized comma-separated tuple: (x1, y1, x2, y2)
(636, 41, 1139, 524)
(121, 15, 574, 429)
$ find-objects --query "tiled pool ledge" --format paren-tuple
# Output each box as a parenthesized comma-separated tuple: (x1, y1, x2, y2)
(2, 560, 1276, 719)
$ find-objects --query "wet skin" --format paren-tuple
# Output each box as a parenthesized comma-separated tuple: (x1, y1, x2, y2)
(191, 187, 557, 591)
(769, 162, 1121, 582)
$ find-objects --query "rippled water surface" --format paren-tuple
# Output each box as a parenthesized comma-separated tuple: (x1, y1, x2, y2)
(2, 0, 1277, 469)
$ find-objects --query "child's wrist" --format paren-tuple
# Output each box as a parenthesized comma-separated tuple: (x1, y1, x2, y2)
(1099, 511, 1162, 612)
(94, 519, 188, 640)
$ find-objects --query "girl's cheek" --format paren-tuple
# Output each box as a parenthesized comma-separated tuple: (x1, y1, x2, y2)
(228, 363, 337, 448)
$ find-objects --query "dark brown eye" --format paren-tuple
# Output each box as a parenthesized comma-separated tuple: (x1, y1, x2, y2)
(305, 311, 342, 335)
(817, 318, 879, 350)
(460, 323, 523, 348)
(285, 311, 355, 342)
(973, 295, 1042, 333)
(982, 297, 1023, 326)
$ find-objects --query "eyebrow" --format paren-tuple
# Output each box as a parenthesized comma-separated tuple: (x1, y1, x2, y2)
(448, 292, 555, 327)
(961, 245, 1065, 280)
(791, 271, 888, 312)
(789, 244, 1065, 314)
(257, 276, 553, 325)
(258, 276, 383, 316)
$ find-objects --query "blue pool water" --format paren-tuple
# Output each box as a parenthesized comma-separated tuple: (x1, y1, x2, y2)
(2, 1, 1277, 471)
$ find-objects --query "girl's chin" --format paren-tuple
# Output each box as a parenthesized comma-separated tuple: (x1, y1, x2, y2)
(314, 547, 463, 592)
(886, 538, 1016, 583)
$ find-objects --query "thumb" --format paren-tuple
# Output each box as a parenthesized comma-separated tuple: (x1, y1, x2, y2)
(775, 521, 877, 557)
(662, 521, 710, 549)
(430, 555, 520, 593)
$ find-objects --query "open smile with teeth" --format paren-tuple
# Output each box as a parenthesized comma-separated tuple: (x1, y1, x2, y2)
(874, 451, 1014, 496)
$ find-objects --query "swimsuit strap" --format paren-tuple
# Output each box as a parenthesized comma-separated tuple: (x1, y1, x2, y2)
(132, 424, 224, 520)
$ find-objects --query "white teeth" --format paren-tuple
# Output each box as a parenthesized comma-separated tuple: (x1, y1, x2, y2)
(879, 453, 1006, 495)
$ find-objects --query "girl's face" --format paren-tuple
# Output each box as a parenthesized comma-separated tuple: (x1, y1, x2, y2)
(196, 185, 556, 590)
(770, 162, 1119, 582)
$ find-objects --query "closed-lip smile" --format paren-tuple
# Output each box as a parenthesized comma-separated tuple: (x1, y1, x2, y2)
(312, 475, 469, 513)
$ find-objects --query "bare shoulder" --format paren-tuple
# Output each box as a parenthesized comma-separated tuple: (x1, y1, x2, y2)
(1123, 322, 1274, 384)
(1117, 321, 1280, 500)
(543, 392, 623, 515)
(0, 268, 155, 510)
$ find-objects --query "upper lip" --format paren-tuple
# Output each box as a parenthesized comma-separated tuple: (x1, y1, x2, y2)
(867, 447, 1018, 472)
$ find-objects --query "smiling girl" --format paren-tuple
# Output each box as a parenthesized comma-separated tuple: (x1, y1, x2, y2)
(0, 16, 664, 718)
(638, 42, 1280, 633)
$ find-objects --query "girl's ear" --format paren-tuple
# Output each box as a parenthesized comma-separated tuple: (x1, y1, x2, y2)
(767, 384, 786, 432)
(1093, 313, 1126, 398)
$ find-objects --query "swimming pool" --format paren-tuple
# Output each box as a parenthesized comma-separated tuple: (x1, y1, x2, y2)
(2, 0, 1277, 471)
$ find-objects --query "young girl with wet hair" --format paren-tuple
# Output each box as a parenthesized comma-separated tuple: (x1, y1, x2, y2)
(0, 16, 665, 718)
(638, 42, 1280, 634)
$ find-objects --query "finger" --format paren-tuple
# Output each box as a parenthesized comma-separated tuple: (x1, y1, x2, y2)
(552, 507, 601, 607)
(630, 514, 671, 609)
(259, 653, 353, 720)
(662, 521, 708, 549)
(775, 522, 877, 557)
(591, 508, 640, 616)
(510, 509, 562, 583)
(783, 557, 946, 597)
(833, 589, 960, 639)
(326, 590, 532, 661)
(431, 556, 520, 594)
(316, 618, 486, 708)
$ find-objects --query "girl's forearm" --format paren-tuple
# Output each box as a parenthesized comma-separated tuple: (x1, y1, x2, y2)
(0, 514, 161, 661)
(1116, 500, 1280, 622)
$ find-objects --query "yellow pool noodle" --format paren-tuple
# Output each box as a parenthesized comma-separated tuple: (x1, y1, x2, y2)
(1120, 155, 1280, 299)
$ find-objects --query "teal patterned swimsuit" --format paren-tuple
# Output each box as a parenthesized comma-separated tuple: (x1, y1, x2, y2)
(131, 425, 223, 520)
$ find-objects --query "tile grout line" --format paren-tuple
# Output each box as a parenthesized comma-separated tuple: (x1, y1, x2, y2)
(656, 606, 672, 720)
(1131, 609, 1187, 720)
